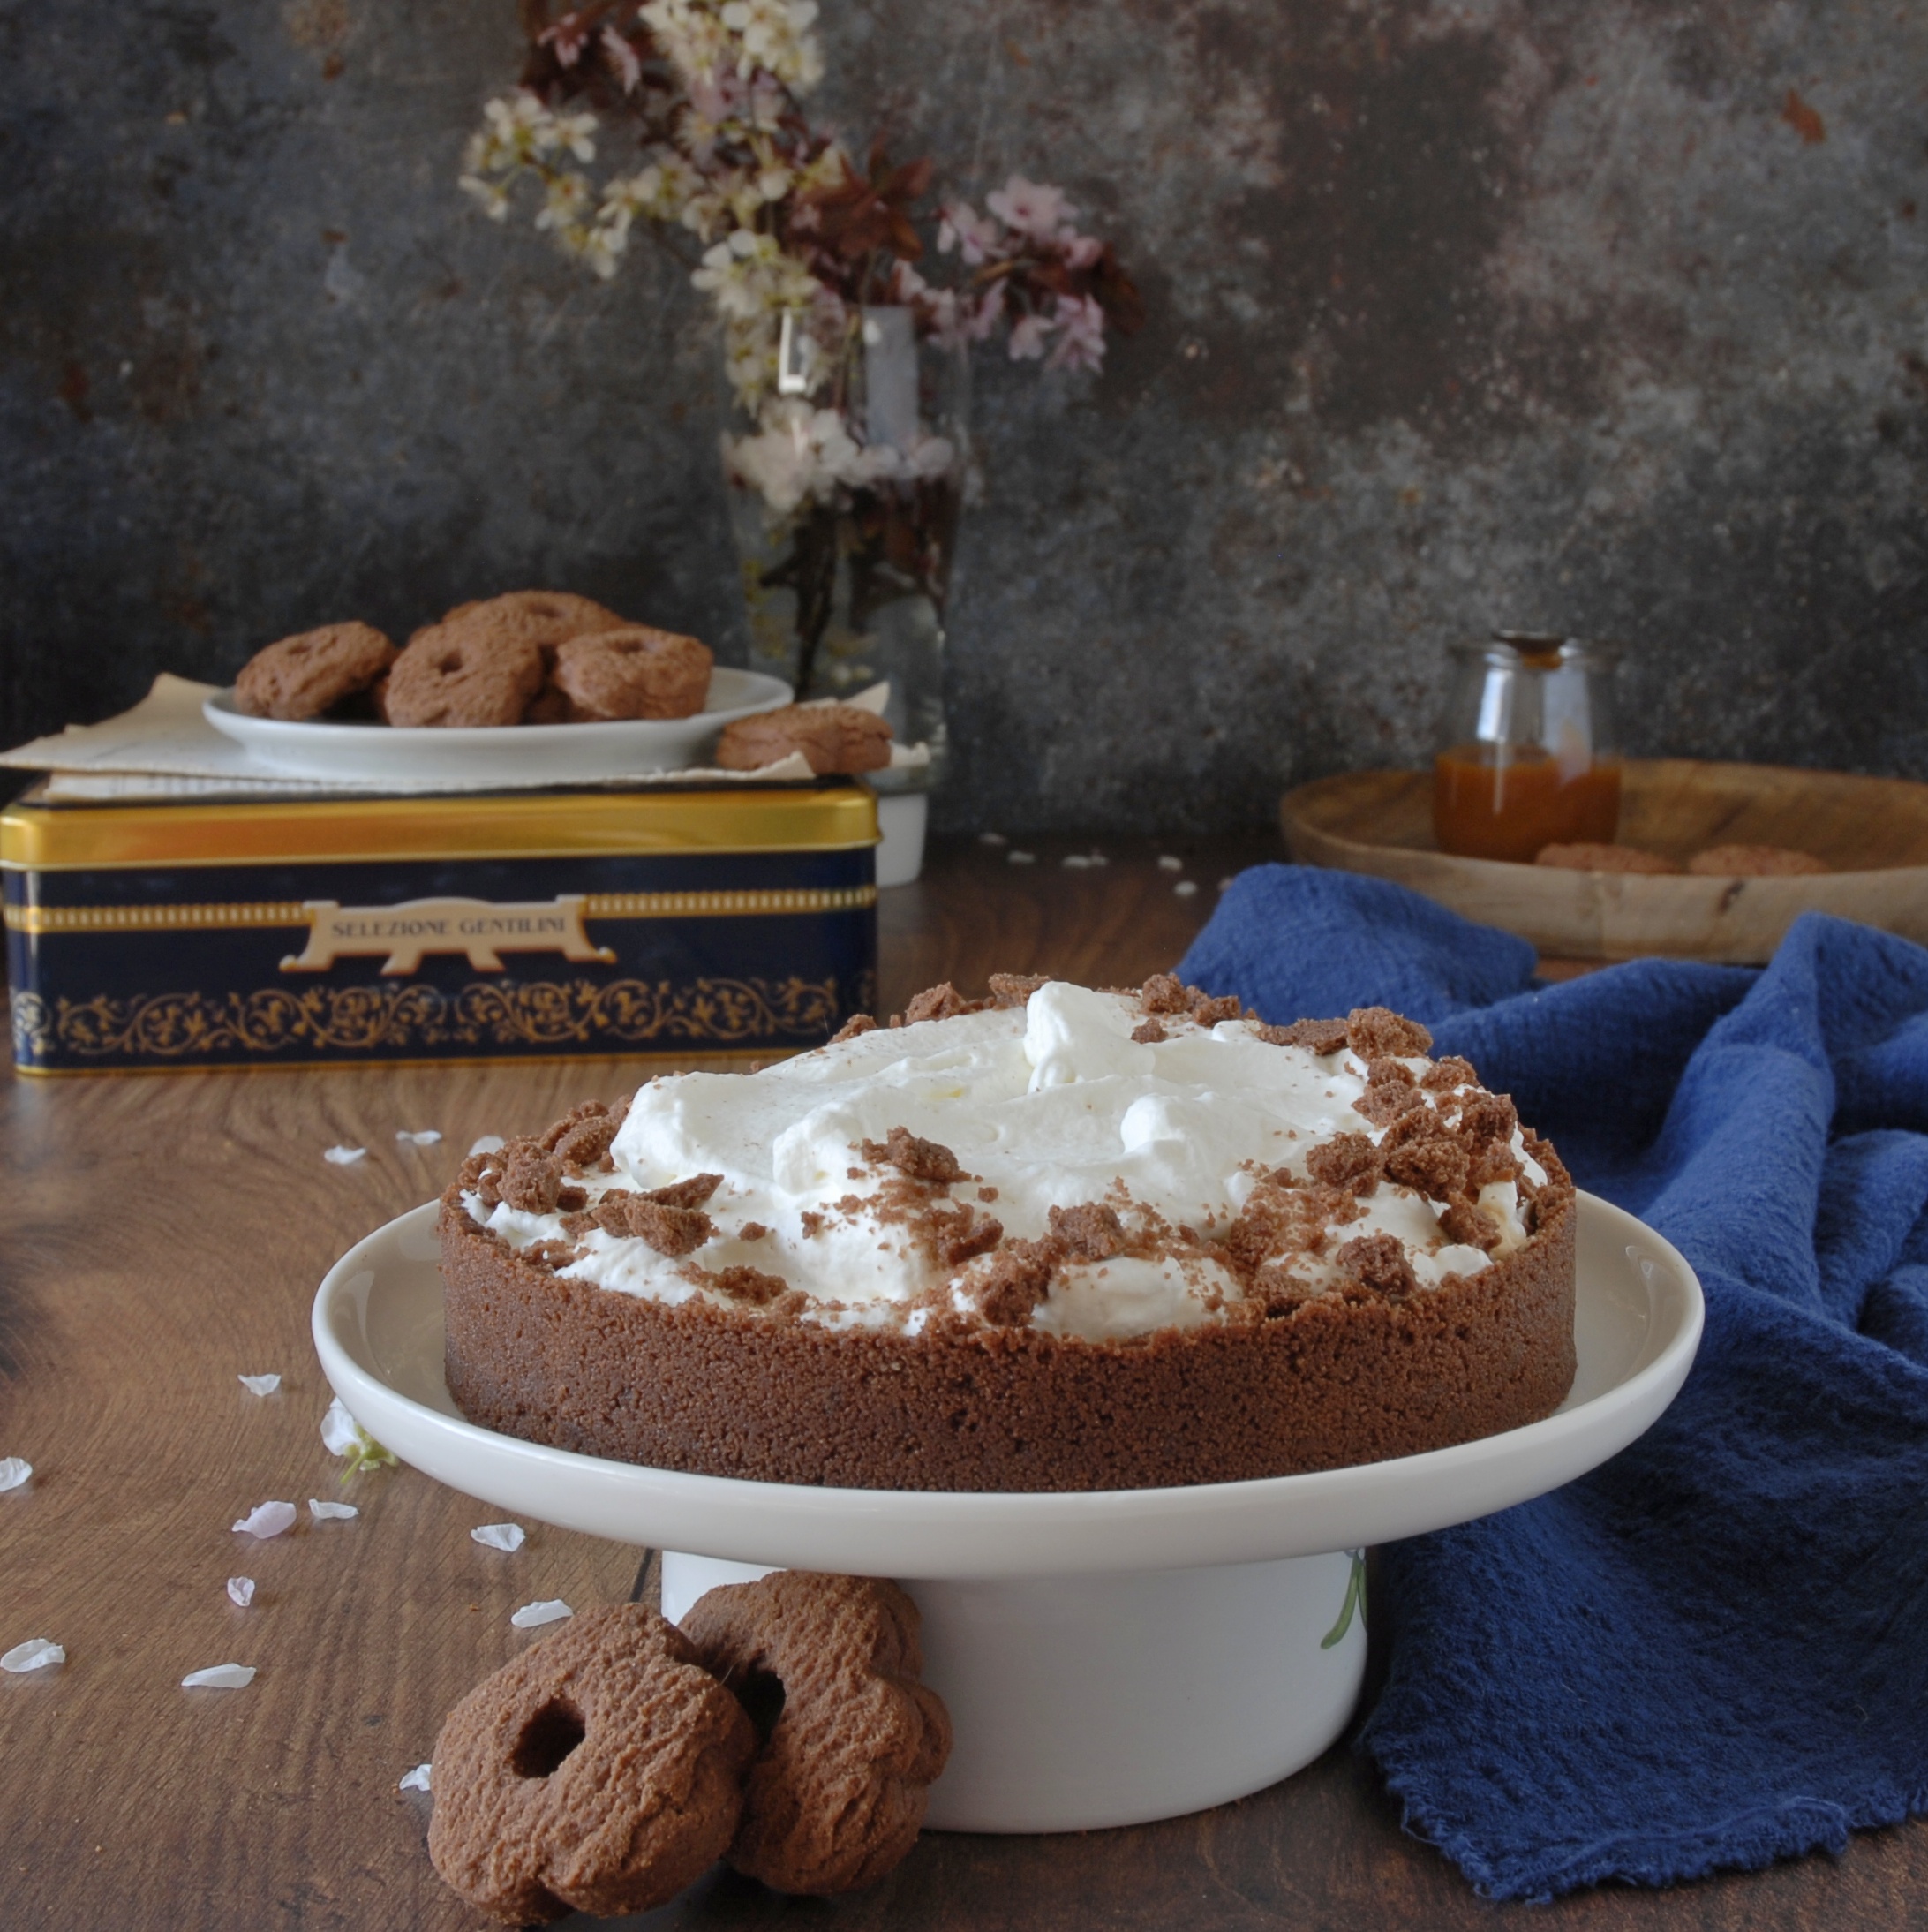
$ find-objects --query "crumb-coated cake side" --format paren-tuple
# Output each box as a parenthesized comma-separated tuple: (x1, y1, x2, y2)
(440, 976, 1578, 1491)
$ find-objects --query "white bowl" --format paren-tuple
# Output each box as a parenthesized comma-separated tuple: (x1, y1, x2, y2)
(203, 668, 792, 783)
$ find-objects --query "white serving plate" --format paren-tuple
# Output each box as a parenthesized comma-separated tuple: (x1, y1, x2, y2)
(203, 668, 792, 782)
(313, 1191, 1700, 1832)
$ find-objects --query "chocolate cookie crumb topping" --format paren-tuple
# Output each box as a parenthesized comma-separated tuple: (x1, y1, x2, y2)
(1345, 1007, 1435, 1059)
(647, 1173, 724, 1210)
(1131, 1019, 1167, 1045)
(1334, 1232, 1420, 1299)
(740, 1222, 769, 1241)
(1352, 1076, 1429, 1128)
(860, 1126, 965, 1186)
(988, 973, 1049, 1008)
(904, 983, 983, 1023)
(1383, 1133, 1471, 1202)
(500, 1143, 565, 1214)
(971, 1240, 1059, 1325)
(1254, 1016, 1351, 1053)
(1437, 1197, 1502, 1252)
(830, 1014, 877, 1043)
(710, 1266, 790, 1305)
(1304, 1132, 1382, 1196)
(1140, 973, 1191, 1015)
(1046, 1203, 1126, 1262)
(592, 1191, 715, 1256)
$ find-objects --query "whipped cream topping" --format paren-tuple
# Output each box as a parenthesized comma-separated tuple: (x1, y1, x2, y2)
(468, 981, 1548, 1342)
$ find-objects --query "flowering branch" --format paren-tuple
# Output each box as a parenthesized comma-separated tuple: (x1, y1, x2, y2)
(463, 0, 1141, 517)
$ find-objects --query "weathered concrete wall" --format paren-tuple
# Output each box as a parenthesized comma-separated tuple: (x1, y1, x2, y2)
(4, 0, 1924, 832)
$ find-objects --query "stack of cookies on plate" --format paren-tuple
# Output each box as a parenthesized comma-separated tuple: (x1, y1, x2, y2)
(233, 592, 712, 728)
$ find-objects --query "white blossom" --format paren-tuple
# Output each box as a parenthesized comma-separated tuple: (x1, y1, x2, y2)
(400, 1762, 433, 1792)
(320, 1398, 398, 1475)
(227, 1577, 256, 1607)
(323, 1145, 365, 1166)
(237, 1374, 281, 1397)
(471, 1522, 527, 1552)
(395, 1129, 441, 1147)
(309, 1498, 359, 1521)
(987, 174, 1076, 242)
(0, 1457, 32, 1492)
(692, 228, 819, 324)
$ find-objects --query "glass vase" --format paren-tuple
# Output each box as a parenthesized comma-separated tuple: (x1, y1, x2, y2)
(723, 306, 970, 802)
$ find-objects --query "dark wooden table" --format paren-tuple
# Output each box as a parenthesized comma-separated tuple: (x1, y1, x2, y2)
(3, 834, 1922, 1930)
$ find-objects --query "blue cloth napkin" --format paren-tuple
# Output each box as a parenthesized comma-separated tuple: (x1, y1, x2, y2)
(1179, 865, 1928, 1902)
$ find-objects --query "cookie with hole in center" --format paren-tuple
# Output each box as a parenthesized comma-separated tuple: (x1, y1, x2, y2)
(682, 1571, 951, 1895)
(426, 1603, 755, 1924)
(233, 622, 396, 721)
(1687, 843, 1828, 877)
(714, 704, 894, 774)
(385, 624, 546, 728)
(552, 626, 714, 721)
(432, 590, 629, 659)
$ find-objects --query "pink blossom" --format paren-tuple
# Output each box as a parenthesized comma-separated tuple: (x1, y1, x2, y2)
(600, 26, 643, 92)
(962, 283, 1006, 343)
(937, 200, 1002, 266)
(539, 11, 591, 66)
(1007, 310, 1053, 361)
(986, 175, 1075, 244)
(1047, 293, 1106, 374)
(1058, 231, 1103, 269)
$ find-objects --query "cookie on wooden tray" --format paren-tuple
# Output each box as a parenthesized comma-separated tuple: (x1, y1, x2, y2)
(1687, 844, 1828, 877)
(385, 624, 546, 728)
(426, 1604, 756, 1924)
(681, 1572, 952, 1896)
(233, 622, 395, 721)
(551, 626, 714, 721)
(715, 704, 893, 774)
(1535, 842, 1681, 874)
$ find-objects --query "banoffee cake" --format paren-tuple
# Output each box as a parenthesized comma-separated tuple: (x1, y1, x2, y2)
(440, 975, 1578, 1491)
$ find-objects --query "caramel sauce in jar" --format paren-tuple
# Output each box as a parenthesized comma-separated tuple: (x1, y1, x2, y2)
(1433, 744, 1623, 863)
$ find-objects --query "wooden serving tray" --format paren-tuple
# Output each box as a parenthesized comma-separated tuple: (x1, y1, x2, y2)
(1280, 758, 1928, 964)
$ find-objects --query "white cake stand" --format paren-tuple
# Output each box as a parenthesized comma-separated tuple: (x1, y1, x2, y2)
(313, 1194, 1701, 1834)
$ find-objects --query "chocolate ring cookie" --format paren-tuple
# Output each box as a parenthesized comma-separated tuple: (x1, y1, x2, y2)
(715, 704, 893, 775)
(682, 1572, 951, 1894)
(427, 1604, 756, 1924)
(552, 626, 714, 721)
(1687, 843, 1828, 877)
(385, 625, 546, 728)
(433, 590, 629, 657)
(233, 623, 395, 721)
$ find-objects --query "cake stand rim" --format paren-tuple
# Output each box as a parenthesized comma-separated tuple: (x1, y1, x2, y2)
(311, 1190, 1701, 1578)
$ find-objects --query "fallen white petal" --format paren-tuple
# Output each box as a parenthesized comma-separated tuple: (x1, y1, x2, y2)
(320, 1398, 359, 1457)
(1, 1639, 64, 1673)
(1174, 879, 1200, 898)
(227, 1577, 256, 1607)
(399, 1762, 433, 1792)
(468, 1135, 506, 1157)
(1088, 852, 1110, 867)
(237, 1374, 281, 1397)
(182, 1664, 255, 1690)
(395, 1128, 442, 1146)
(323, 1145, 366, 1166)
(1061, 854, 1091, 870)
(231, 1500, 297, 1539)
(309, 1498, 359, 1521)
(0, 1457, 32, 1492)
(1157, 855, 1184, 872)
(510, 1599, 573, 1629)
(1006, 850, 1036, 866)
(977, 831, 1007, 847)
(471, 1522, 526, 1552)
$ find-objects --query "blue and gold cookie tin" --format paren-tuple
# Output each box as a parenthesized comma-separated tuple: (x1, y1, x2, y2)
(1, 783, 877, 1074)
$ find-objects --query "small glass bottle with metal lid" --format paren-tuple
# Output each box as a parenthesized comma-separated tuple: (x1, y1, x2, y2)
(1434, 634, 1622, 863)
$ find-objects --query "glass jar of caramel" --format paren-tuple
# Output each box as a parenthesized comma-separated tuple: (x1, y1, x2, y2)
(1433, 634, 1621, 863)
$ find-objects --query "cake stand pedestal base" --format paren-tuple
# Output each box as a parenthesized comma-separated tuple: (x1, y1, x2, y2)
(662, 1550, 1367, 1834)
